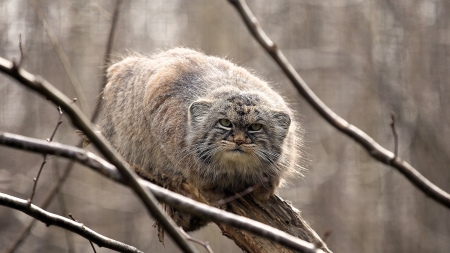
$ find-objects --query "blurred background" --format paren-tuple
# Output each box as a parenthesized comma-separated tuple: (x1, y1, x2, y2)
(1, 0, 450, 252)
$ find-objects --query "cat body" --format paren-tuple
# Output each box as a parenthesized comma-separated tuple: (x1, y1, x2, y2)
(101, 48, 302, 201)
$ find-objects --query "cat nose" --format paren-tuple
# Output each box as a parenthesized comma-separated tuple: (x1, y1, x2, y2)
(235, 139, 244, 146)
(233, 134, 246, 145)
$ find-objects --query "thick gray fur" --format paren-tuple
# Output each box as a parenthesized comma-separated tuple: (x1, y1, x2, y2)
(100, 48, 303, 201)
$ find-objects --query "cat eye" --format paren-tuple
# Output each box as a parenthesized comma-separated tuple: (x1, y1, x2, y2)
(219, 119, 232, 128)
(249, 123, 262, 131)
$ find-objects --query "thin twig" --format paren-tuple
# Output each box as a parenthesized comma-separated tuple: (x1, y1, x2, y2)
(180, 227, 214, 253)
(228, 0, 450, 209)
(0, 57, 198, 253)
(389, 112, 398, 163)
(52, 161, 75, 253)
(0, 192, 142, 253)
(322, 231, 332, 243)
(48, 106, 63, 142)
(6, 105, 77, 253)
(29, 0, 89, 115)
(212, 178, 267, 206)
(69, 214, 97, 253)
(4, 0, 120, 244)
(28, 156, 47, 204)
(0, 131, 327, 253)
(28, 106, 64, 204)
(18, 34, 24, 67)
(4, 161, 73, 253)
(91, 3, 113, 21)
(314, 230, 332, 249)
(91, 0, 123, 122)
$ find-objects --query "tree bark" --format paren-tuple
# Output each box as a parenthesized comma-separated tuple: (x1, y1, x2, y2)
(219, 194, 331, 253)
(135, 168, 331, 253)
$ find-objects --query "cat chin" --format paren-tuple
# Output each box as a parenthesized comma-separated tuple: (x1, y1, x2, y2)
(215, 151, 260, 172)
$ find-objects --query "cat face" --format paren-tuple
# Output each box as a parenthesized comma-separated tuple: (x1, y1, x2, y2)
(188, 92, 291, 180)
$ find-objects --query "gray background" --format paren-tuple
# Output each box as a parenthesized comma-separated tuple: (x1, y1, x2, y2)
(1, 0, 449, 252)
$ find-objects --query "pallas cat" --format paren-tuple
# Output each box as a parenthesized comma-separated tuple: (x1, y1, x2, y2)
(100, 48, 303, 205)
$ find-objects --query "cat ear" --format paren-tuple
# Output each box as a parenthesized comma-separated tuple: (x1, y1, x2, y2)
(189, 100, 212, 125)
(273, 112, 291, 130)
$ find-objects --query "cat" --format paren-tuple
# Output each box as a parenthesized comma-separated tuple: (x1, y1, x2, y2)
(100, 48, 303, 205)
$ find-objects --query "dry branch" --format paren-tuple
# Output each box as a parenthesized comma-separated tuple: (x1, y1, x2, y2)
(0, 192, 143, 253)
(180, 227, 214, 253)
(0, 57, 198, 253)
(0, 131, 330, 253)
(91, 0, 123, 122)
(68, 214, 97, 253)
(7, 2, 126, 250)
(29, 0, 89, 115)
(228, 0, 450, 209)
(4, 165, 72, 253)
(28, 106, 63, 204)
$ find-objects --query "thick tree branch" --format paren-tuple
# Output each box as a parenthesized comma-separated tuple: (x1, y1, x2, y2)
(0, 131, 329, 253)
(228, 0, 450, 209)
(7, 2, 125, 250)
(0, 58, 198, 253)
(0, 192, 142, 253)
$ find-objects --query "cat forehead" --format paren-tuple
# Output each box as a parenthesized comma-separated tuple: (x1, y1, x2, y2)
(218, 94, 263, 110)
(225, 103, 258, 117)
(218, 95, 265, 119)
(225, 94, 260, 105)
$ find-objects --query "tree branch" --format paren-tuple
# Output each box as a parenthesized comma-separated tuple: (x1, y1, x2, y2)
(0, 57, 198, 253)
(228, 0, 450, 209)
(4, 163, 72, 253)
(28, 106, 63, 204)
(29, 0, 90, 115)
(0, 131, 329, 253)
(0, 192, 142, 253)
(7, 2, 125, 250)
(91, 0, 123, 122)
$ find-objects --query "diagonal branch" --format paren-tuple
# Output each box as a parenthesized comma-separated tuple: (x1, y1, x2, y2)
(0, 58, 198, 253)
(0, 192, 142, 253)
(0, 131, 329, 253)
(29, 0, 90, 115)
(7, 2, 125, 251)
(228, 0, 450, 209)
(91, 0, 123, 122)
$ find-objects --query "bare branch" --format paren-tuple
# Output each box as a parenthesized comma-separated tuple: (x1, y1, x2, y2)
(0, 192, 142, 253)
(5, 2, 123, 246)
(180, 227, 214, 253)
(53, 164, 76, 253)
(314, 231, 332, 250)
(4, 162, 73, 253)
(212, 178, 267, 206)
(28, 106, 63, 204)
(228, 0, 450, 209)
(91, 0, 123, 122)
(18, 34, 24, 67)
(7, 6, 119, 244)
(389, 112, 398, 163)
(29, 0, 90, 115)
(0, 131, 328, 253)
(69, 214, 97, 253)
(91, 3, 113, 21)
(28, 156, 47, 204)
(0, 57, 198, 253)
